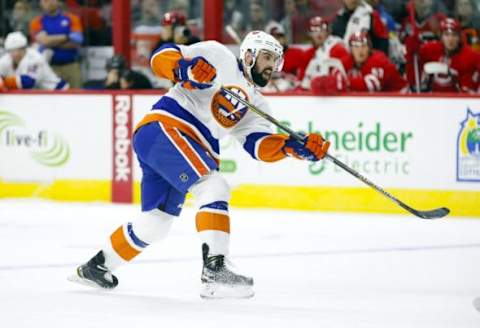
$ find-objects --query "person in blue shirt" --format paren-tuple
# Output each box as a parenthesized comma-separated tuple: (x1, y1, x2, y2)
(30, 0, 84, 88)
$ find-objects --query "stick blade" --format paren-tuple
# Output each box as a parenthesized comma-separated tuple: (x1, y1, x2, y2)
(411, 207, 450, 219)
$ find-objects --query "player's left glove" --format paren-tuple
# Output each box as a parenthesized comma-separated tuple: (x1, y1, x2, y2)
(283, 133, 330, 161)
(176, 56, 216, 89)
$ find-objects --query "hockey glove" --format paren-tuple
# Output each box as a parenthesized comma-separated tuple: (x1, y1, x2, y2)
(176, 56, 216, 89)
(283, 134, 330, 161)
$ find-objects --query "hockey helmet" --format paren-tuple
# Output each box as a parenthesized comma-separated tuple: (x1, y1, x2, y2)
(348, 31, 370, 47)
(309, 16, 329, 32)
(265, 21, 286, 36)
(4, 31, 28, 51)
(440, 18, 461, 33)
(240, 30, 284, 78)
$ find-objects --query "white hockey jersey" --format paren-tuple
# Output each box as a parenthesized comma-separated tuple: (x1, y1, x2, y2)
(135, 41, 289, 163)
(301, 36, 346, 89)
(0, 48, 68, 90)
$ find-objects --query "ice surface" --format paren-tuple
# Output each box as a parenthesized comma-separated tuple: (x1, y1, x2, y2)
(0, 199, 479, 328)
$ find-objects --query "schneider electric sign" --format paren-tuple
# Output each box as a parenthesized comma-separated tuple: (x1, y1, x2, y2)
(0, 110, 70, 167)
(277, 120, 413, 176)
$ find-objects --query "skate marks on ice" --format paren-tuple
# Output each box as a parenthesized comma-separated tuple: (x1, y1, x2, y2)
(2, 242, 480, 272)
(67, 288, 323, 321)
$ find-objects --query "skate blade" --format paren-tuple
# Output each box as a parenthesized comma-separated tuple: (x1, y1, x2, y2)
(67, 274, 113, 290)
(200, 283, 254, 299)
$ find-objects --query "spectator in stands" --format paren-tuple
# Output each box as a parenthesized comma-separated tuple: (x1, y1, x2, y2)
(30, 0, 83, 88)
(8, 0, 34, 37)
(224, 0, 246, 44)
(414, 18, 479, 93)
(331, 0, 390, 55)
(312, 31, 407, 93)
(454, 0, 480, 52)
(104, 54, 152, 90)
(366, 0, 406, 69)
(281, 0, 311, 43)
(151, 10, 200, 54)
(280, 0, 296, 43)
(65, 0, 109, 46)
(291, 0, 313, 43)
(133, 0, 162, 33)
(260, 21, 305, 92)
(247, 1, 266, 32)
(0, 31, 68, 91)
(301, 16, 349, 90)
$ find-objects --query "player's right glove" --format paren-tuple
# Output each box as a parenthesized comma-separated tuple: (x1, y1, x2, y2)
(283, 134, 330, 161)
(176, 56, 216, 89)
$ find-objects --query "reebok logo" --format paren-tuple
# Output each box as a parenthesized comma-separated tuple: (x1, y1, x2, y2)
(112, 95, 133, 203)
(114, 96, 131, 182)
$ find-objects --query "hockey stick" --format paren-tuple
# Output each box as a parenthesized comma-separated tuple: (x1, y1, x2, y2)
(221, 86, 449, 219)
(408, 1, 421, 93)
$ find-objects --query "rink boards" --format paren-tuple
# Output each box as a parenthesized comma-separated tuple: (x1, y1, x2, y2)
(0, 93, 479, 216)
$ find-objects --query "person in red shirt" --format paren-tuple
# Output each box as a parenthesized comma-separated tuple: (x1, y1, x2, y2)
(300, 16, 349, 90)
(312, 31, 408, 93)
(415, 18, 480, 93)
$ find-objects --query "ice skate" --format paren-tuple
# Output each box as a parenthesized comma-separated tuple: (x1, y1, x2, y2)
(68, 251, 118, 289)
(200, 243, 254, 299)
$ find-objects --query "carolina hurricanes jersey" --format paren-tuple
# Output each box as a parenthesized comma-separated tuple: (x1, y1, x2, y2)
(341, 50, 408, 92)
(0, 48, 67, 90)
(417, 41, 480, 92)
(135, 41, 289, 164)
(301, 36, 348, 89)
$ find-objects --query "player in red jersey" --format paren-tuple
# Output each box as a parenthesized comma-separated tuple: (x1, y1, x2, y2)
(300, 16, 349, 90)
(312, 31, 408, 93)
(413, 18, 480, 93)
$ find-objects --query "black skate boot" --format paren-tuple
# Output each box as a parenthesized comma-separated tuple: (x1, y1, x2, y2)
(68, 251, 118, 289)
(200, 243, 254, 299)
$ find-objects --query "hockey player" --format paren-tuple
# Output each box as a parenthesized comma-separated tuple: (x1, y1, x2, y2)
(413, 18, 479, 93)
(312, 31, 408, 93)
(300, 16, 349, 90)
(0, 31, 68, 91)
(70, 31, 330, 299)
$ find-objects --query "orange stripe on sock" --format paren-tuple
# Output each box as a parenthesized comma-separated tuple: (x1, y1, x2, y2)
(163, 125, 210, 177)
(110, 225, 141, 261)
(196, 212, 230, 233)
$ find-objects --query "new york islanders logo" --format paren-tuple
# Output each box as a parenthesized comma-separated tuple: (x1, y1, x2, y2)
(211, 86, 249, 128)
(457, 108, 480, 182)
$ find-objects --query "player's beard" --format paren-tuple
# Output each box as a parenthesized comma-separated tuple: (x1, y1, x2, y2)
(251, 64, 273, 87)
